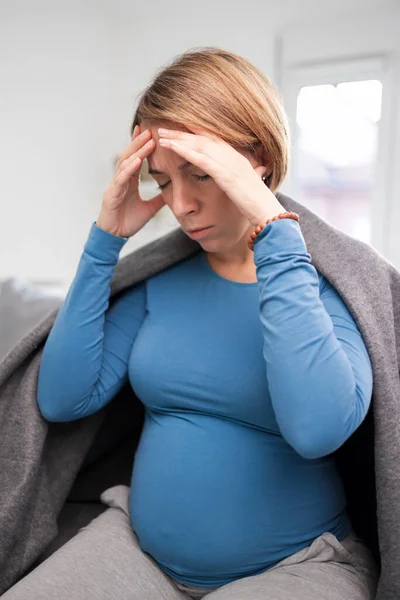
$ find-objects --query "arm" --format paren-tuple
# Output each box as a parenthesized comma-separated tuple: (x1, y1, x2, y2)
(37, 222, 146, 422)
(253, 218, 373, 460)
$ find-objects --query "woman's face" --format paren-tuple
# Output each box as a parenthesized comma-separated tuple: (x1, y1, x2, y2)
(142, 121, 263, 255)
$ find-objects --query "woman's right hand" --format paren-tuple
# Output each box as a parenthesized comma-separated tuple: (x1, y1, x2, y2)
(96, 125, 165, 238)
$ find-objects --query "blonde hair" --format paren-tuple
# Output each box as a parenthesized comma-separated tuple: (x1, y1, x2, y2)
(131, 47, 290, 192)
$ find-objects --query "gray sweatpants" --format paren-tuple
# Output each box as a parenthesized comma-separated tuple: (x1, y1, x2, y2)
(3, 485, 379, 600)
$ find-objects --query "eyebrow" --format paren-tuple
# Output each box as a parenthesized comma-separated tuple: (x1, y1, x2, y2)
(148, 161, 193, 175)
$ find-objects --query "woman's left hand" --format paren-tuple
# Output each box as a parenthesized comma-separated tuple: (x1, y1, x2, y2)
(157, 125, 286, 226)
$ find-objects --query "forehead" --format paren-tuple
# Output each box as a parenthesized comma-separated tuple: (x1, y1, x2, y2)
(147, 156, 194, 175)
(140, 121, 195, 174)
(146, 147, 186, 174)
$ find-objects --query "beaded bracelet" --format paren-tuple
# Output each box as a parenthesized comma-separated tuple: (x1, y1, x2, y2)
(247, 211, 300, 251)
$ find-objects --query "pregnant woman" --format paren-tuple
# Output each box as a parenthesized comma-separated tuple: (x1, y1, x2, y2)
(4, 47, 379, 600)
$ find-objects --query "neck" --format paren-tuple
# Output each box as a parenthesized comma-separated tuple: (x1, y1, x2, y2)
(207, 225, 255, 267)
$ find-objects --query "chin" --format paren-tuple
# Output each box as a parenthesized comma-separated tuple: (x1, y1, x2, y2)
(195, 238, 218, 250)
(197, 237, 233, 254)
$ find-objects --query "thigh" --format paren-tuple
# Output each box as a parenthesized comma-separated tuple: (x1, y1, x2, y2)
(202, 531, 379, 600)
(3, 485, 189, 600)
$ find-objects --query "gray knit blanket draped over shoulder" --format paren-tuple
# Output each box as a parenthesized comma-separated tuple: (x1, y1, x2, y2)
(1, 193, 399, 599)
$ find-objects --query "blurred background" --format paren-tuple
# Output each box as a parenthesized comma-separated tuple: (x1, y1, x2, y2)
(1, 0, 399, 357)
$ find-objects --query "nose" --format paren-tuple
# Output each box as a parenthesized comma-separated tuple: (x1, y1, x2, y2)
(169, 182, 199, 219)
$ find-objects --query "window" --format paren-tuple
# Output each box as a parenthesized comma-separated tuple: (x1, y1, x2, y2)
(293, 79, 382, 244)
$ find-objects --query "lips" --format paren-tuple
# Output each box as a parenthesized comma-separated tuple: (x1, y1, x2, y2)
(186, 226, 214, 240)
(187, 226, 212, 233)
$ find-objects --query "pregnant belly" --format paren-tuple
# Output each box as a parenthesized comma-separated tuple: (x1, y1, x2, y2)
(129, 411, 348, 581)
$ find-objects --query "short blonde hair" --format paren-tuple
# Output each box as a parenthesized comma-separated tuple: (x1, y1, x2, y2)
(131, 47, 290, 192)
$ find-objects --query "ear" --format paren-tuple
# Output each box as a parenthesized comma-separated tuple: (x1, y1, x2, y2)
(251, 145, 271, 180)
(253, 164, 269, 179)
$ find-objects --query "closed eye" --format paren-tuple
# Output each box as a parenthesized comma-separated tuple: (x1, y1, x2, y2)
(156, 174, 210, 191)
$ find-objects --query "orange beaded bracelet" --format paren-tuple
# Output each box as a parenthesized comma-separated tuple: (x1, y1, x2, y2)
(247, 211, 300, 251)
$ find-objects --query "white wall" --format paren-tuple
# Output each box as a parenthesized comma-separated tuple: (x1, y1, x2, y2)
(0, 0, 396, 291)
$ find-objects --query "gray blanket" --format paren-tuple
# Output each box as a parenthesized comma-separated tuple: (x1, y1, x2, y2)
(1, 193, 400, 599)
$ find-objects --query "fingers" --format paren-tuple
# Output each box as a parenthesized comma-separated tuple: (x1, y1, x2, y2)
(158, 128, 191, 140)
(114, 155, 141, 187)
(117, 127, 154, 167)
(114, 130, 156, 188)
(119, 138, 154, 174)
(115, 137, 155, 190)
(158, 138, 211, 174)
(158, 126, 219, 144)
(112, 123, 161, 193)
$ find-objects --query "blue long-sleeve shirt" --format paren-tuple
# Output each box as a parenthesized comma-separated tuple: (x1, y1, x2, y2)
(37, 217, 373, 588)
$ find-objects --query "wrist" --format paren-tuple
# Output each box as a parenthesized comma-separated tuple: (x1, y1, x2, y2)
(248, 200, 287, 227)
(96, 214, 121, 237)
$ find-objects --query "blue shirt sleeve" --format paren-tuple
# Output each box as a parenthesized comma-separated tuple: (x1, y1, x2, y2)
(37, 222, 146, 422)
(253, 217, 373, 459)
